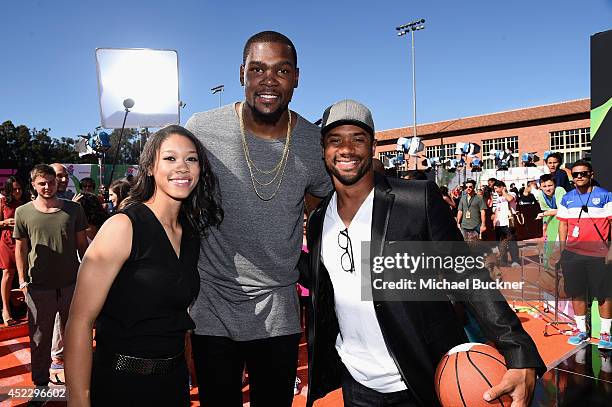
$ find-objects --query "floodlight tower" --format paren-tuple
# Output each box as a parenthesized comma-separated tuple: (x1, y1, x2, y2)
(396, 18, 426, 167)
(211, 85, 224, 107)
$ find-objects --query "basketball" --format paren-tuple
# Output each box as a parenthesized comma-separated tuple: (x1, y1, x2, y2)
(434, 343, 512, 407)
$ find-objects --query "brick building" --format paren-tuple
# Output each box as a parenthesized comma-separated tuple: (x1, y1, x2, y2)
(375, 98, 591, 175)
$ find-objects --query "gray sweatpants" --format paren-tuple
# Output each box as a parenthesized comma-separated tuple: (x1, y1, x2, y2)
(25, 284, 74, 385)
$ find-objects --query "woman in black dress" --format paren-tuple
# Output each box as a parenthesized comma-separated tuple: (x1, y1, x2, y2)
(65, 125, 223, 406)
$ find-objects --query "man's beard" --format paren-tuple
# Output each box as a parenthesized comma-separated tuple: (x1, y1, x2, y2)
(329, 157, 372, 186)
(245, 100, 288, 126)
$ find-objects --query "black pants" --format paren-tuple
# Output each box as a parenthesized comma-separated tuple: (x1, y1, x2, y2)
(561, 250, 612, 300)
(495, 226, 520, 264)
(26, 284, 74, 386)
(191, 333, 301, 407)
(341, 365, 416, 407)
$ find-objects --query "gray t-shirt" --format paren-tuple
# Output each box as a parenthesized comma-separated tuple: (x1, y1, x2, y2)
(13, 199, 87, 288)
(185, 103, 332, 340)
(458, 194, 486, 230)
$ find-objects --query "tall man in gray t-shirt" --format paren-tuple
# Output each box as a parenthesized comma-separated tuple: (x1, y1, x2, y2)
(14, 164, 88, 388)
(185, 31, 332, 406)
(456, 179, 487, 241)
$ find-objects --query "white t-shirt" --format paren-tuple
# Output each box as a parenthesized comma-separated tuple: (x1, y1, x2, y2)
(321, 190, 406, 393)
(494, 192, 517, 227)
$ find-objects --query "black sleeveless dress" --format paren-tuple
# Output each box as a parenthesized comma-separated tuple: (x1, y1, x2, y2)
(90, 202, 200, 406)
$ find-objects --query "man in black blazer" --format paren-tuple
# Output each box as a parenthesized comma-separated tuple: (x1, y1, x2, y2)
(300, 100, 545, 407)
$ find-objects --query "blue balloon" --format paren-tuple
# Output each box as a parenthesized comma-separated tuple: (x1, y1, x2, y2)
(88, 131, 112, 152)
(99, 131, 111, 146)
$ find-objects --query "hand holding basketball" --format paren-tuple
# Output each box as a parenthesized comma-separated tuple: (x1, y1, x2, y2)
(483, 368, 536, 407)
(434, 343, 537, 407)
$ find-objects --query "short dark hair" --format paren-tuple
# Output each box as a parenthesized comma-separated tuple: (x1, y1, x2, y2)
(539, 174, 555, 184)
(243, 31, 297, 66)
(488, 177, 497, 183)
(546, 152, 563, 164)
(30, 164, 55, 181)
(122, 125, 223, 236)
(494, 180, 506, 188)
(79, 177, 95, 189)
(465, 179, 476, 188)
(571, 159, 592, 171)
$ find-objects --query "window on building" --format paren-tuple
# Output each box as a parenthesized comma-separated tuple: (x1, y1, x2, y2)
(481, 136, 519, 170)
(378, 151, 397, 160)
(549, 128, 591, 167)
(425, 143, 456, 159)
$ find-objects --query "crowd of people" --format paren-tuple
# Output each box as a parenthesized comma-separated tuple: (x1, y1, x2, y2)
(435, 154, 612, 352)
(0, 164, 135, 387)
(0, 31, 609, 407)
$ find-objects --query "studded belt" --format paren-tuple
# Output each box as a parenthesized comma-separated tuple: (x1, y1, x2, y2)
(106, 350, 185, 375)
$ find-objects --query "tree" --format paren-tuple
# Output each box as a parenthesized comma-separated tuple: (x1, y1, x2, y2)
(0, 120, 140, 182)
(107, 128, 140, 165)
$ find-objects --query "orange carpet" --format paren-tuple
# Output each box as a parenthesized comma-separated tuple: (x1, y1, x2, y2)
(0, 305, 580, 407)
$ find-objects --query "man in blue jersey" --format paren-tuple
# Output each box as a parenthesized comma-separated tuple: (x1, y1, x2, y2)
(557, 160, 612, 350)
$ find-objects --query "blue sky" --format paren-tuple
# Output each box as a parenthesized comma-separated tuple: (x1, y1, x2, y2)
(1, 0, 611, 139)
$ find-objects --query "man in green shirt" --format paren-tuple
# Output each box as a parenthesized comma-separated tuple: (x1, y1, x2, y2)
(13, 164, 88, 388)
(536, 173, 567, 269)
(456, 179, 487, 241)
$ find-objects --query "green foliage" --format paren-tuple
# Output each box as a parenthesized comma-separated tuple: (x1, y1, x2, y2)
(0, 120, 142, 180)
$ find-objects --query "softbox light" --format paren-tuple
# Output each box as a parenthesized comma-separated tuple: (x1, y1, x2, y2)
(96, 48, 180, 128)
(396, 137, 410, 151)
(422, 157, 441, 169)
(471, 158, 482, 172)
(456, 142, 469, 155)
(406, 137, 424, 156)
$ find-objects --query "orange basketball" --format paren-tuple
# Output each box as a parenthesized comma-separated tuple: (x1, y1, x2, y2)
(434, 343, 512, 407)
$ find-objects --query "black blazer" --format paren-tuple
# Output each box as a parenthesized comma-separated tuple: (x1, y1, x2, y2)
(301, 174, 546, 407)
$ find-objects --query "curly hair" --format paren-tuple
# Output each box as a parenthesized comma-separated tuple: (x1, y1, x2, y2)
(122, 125, 223, 236)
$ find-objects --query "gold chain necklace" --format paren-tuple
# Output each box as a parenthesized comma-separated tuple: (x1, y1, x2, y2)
(238, 102, 292, 201)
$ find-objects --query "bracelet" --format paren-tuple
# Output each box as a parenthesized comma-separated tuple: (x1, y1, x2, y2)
(19, 282, 29, 289)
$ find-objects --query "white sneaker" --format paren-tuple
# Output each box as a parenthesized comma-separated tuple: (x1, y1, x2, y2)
(294, 377, 301, 395)
(511, 262, 521, 268)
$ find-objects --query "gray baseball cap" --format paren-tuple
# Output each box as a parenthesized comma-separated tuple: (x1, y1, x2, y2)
(320, 99, 375, 136)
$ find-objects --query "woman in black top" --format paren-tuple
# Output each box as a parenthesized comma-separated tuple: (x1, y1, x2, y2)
(65, 125, 223, 406)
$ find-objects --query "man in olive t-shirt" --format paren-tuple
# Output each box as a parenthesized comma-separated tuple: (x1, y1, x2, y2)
(13, 164, 88, 387)
(456, 179, 487, 241)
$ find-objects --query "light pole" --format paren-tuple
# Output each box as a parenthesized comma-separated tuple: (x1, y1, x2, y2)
(396, 19, 425, 169)
(211, 85, 224, 107)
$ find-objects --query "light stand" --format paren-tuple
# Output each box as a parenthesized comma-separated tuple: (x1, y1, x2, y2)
(396, 19, 425, 149)
(109, 98, 134, 186)
(93, 126, 105, 190)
